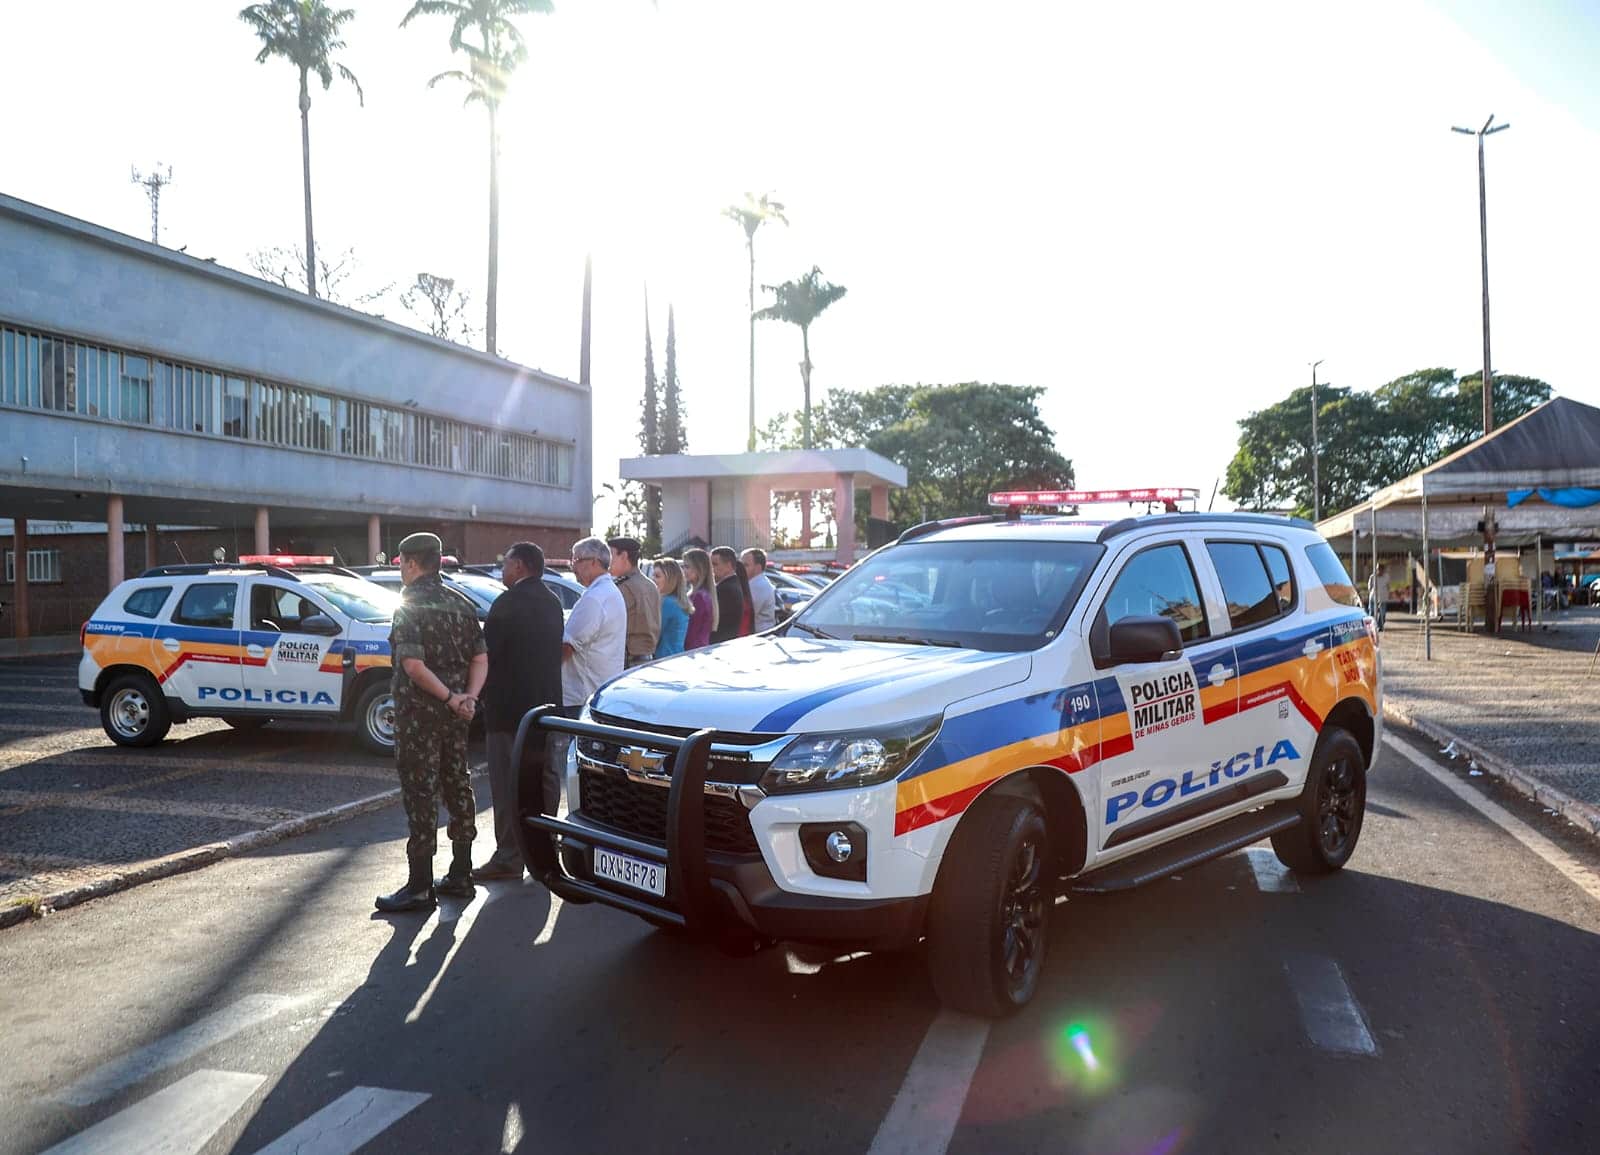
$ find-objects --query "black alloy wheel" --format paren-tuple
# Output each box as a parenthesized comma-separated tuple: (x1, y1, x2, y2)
(1271, 725, 1366, 874)
(1000, 831, 1047, 997)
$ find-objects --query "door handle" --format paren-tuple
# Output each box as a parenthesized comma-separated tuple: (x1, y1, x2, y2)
(1208, 663, 1235, 686)
(1302, 639, 1324, 659)
(161, 637, 180, 653)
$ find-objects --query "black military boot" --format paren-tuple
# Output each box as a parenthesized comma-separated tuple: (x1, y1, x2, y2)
(434, 840, 476, 898)
(375, 853, 437, 913)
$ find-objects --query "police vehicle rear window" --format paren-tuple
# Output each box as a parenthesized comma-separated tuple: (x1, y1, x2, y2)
(1304, 542, 1362, 608)
(123, 586, 172, 619)
(173, 583, 238, 629)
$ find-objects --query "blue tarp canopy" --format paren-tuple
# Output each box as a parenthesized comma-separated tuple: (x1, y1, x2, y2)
(1508, 487, 1600, 509)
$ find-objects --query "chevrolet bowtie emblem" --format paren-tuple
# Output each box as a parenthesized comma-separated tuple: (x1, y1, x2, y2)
(618, 746, 667, 776)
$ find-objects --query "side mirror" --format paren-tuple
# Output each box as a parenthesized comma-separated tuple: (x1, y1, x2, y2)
(1107, 615, 1184, 665)
(299, 613, 342, 637)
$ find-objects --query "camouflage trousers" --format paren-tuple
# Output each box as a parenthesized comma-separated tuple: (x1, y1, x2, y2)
(395, 712, 476, 860)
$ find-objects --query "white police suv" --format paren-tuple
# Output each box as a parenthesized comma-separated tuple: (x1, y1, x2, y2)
(79, 556, 402, 755)
(515, 492, 1381, 1016)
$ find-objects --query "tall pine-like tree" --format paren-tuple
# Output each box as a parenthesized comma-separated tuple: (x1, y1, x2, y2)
(640, 289, 662, 552)
(660, 304, 687, 454)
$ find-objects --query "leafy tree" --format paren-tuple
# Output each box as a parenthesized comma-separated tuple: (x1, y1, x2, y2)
(660, 304, 686, 453)
(400, 271, 475, 342)
(239, 1, 364, 301)
(402, 0, 552, 356)
(754, 266, 848, 450)
(763, 383, 1073, 534)
(640, 294, 661, 550)
(723, 192, 787, 450)
(1222, 368, 1553, 517)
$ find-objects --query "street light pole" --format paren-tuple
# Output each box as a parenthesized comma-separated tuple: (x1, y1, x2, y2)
(1452, 115, 1510, 436)
(1309, 359, 1324, 522)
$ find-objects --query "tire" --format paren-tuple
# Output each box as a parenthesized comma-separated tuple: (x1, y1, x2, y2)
(1271, 726, 1367, 874)
(224, 717, 271, 731)
(100, 673, 172, 748)
(926, 793, 1051, 1017)
(355, 681, 397, 757)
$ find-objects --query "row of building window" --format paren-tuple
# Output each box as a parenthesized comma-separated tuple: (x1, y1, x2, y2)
(4, 549, 63, 584)
(0, 324, 575, 488)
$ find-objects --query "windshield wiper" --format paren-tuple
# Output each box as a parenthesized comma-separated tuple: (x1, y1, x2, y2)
(851, 633, 961, 647)
(789, 621, 837, 640)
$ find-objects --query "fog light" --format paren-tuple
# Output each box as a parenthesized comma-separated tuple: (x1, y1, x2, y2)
(800, 822, 867, 882)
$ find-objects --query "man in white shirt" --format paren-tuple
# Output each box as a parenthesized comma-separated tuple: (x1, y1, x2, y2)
(742, 547, 778, 633)
(562, 536, 627, 709)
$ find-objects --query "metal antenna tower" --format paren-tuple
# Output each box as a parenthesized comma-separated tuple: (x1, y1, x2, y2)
(130, 163, 174, 244)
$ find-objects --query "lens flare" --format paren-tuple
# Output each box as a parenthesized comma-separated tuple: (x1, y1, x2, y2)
(1068, 1024, 1099, 1072)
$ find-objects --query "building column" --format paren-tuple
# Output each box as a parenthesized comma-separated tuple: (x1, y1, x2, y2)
(367, 514, 382, 564)
(11, 517, 28, 640)
(254, 506, 270, 556)
(870, 485, 889, 520)
(834, 473, 857, 564)
(107, 496, 125, 590)
(687, 480, 710, 545)
(800, 495, 813, 548)
(144, 525, 158, 573)
(745, 479, 772, 550)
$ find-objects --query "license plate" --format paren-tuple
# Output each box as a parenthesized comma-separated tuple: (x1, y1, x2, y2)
(592, 847, 666, 897)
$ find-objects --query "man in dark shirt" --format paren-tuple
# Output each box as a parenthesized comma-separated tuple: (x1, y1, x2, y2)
(473, 541, 564, 881)
(710, 546, 747, 644)
(375, 532, 488, 913)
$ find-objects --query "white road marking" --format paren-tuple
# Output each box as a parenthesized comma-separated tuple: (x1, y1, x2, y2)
(867, 1011, 990, 1155)
(1244, 847, 1300, 892)
(42, 1069, 265, 1155)
(1383, 734, 1600, 904)
(1284, 955, 1378, 1056)
(248, 1086, 429, 1155)
(56, 994, 309, 1107)
(534, 895, 563, 945)
(501, 1101, 524, 1153)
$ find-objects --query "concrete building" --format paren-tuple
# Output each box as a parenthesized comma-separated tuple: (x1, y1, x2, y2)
(619, 449, 907, 563)
(0, 194, 592, 639)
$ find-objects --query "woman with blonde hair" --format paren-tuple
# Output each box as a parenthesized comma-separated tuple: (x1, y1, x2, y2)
(652, 557, 692, 658)
(681, 547, 716, 649)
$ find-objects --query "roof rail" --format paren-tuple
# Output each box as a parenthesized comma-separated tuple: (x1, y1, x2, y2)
(896, 511, 1020, 545)
(138, 562, 300, 580)
(1097, 511, 1316, 543)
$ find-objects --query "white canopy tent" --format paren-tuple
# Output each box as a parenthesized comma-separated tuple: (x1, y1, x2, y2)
(1316, 396, 1600, 657)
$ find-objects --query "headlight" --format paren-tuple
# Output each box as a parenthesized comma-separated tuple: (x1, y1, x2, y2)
(760, 715, 941, 794)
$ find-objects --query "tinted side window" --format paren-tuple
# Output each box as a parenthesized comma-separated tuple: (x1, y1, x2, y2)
(544, 578, 580, 609)
(1261, 544, 1295, 613)
(1102, 544, 1209, 643)
(123, 586, 172, 619)
(173, 583, 238, 629)
(1304, 543, 1362, 608)
(251, 585, 321, 631)
(1207, 542, 1279, 631)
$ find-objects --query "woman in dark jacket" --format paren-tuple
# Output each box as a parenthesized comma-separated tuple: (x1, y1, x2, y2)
(682, 548, 716, 649)
(710, 547, 747, 643)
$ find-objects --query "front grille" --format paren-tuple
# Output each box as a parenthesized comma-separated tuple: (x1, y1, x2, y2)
(578, 765, 759, 856)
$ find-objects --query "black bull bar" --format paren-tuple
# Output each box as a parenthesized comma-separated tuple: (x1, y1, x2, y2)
(510, 705, 718, 931)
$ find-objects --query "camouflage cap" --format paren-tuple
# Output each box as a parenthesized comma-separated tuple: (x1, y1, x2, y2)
(396, 531, 442, 559)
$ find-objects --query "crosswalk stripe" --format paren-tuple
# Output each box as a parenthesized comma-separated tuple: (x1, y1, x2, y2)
(42, 1069, 265, 1155)
(867, 1011, 991, 1155)
(248, 1086, 429, 1155)
(57, 994, 309, 1107)
(1283, 954, 1378, 1056)
(1244, 847, 1300, 892)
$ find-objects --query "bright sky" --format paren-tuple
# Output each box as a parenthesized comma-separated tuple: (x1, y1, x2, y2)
(3, 0, 1598, 528)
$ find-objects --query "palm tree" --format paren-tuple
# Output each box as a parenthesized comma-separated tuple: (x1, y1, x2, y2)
(724, 192, 788, 451)
(239, 1, 364, 300)
(402, 0, 552, 357)
(754, 267, 847, 451)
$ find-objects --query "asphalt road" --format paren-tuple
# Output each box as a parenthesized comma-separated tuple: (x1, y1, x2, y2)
(1, 724, 1597, 1155)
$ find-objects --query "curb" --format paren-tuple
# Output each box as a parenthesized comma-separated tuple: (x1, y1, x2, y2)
(1383, 701, 1600, 840)
(0, 787, 403, 930)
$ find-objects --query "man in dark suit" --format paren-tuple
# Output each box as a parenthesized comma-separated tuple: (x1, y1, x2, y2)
(710, 546, 748, 644)
(473, 541, 564, 881)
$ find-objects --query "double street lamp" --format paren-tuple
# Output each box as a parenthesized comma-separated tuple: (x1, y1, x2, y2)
(1451, 115, 1510, 436)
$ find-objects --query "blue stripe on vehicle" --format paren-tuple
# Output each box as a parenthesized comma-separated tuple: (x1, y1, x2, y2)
(900, 681, 1102, 781)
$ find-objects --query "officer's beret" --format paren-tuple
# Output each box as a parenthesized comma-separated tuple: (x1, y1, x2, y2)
(397, 531, 443, 558)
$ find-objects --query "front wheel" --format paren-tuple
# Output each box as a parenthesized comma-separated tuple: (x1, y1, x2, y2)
(100, 673, 172, 748)
(355, 682, 397, 757)
(1271, 726, 1366, 874)
(926, 794, 1051, 1017)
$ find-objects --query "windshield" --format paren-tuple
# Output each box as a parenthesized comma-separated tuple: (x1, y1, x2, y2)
(447, 572, 506, 610)
(300, 575, 403, 623)
(792, 539, 1103, 651)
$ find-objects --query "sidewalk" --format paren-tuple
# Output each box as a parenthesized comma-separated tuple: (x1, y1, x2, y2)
(0, 635, 79, 660)
(1378, 610, 1600, 836)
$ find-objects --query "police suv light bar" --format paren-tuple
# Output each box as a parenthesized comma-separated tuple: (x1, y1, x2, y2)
(988, 488, 1201, 511)
(239, 554, 335, 566)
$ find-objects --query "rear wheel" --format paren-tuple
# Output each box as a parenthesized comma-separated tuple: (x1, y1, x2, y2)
(355, 681, 397, 757)
(926, 794, 1050, 1017)
(100, 673, 171, 748)
(1271, 726, 1366, 874)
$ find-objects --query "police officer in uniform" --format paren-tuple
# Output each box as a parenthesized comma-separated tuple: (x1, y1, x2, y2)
(375, 532, 489, 913)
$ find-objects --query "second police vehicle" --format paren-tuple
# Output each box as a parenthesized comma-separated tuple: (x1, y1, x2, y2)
(517, 490, 1382, 1016)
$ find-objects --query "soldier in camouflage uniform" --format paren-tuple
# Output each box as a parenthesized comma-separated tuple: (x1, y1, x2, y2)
(375, 532, 488, 913)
